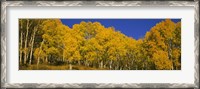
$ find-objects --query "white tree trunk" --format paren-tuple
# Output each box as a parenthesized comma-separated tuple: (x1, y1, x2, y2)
(29, 26, 37, 64)
(24, 19, 30, 64)
(69, 64, 72, 70)
(100, 61, 103, 68)
(109, 60, 112, 69)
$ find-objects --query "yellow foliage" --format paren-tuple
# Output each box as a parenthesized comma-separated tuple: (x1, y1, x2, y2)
(30, 19, 181, 70)
(153, 50, 172, 70)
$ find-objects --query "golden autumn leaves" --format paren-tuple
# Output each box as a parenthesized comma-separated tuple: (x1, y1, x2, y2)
(19, 19, 181, 70)
(144, 20, 181, 70)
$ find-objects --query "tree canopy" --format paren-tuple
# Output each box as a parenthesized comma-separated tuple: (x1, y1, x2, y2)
(19, 19, 181, 70)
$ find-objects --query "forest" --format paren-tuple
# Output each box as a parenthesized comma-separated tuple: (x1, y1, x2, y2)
(19, 19, 181, 70)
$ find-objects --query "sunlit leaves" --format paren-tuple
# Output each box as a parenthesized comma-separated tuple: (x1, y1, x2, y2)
(152, 50, 172, 70)
(143, 19, 181, 70)
(23, 19, 181, 70)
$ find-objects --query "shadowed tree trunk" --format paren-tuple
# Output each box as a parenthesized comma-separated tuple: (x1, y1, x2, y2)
(19, 32, 23, 64)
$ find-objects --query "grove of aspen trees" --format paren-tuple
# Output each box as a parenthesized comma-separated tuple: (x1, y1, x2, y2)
(19, 19, 181, 70)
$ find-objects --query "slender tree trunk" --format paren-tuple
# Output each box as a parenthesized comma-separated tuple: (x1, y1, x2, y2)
(28, 36, 33, 62)
(87, 61, 90, 67)
(118, 59, 120, 70)
(84, 59, 87, 66)
(24, 19, 32, 64)
(98, 59, 100, 68)
(171, 61, 174, 70)
(29, 27, 37, 64)
(103, 62, 106, 68)
(69, 63, 72, 70)
(62, 49, 65, 62)
(131, 59, 134, 70)
(45, 56, 48, 63)
(109, 60, 112, 69)
(100, 60, 103, 68)
(19, 20, 23, 65)
(19, 32, 23, 65)
(129, 60, 131, 70)
(78, 60, 81, 65)
(24, 20, 29, 64)
(143, 63, 145, 70)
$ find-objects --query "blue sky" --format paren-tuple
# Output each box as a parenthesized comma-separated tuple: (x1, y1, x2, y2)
(60, 19, 181, 40)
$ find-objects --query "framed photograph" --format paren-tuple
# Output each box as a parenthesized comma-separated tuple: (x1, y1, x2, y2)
(1, 0, 199, 88)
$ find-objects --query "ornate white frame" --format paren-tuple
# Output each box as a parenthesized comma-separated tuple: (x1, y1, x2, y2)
(1, 1, 199, 89)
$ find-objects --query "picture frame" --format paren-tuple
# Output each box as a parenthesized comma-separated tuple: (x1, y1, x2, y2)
(1, 0, 199, 89)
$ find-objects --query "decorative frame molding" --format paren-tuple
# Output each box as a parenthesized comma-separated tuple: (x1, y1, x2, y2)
(1, 1, 199, 89)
